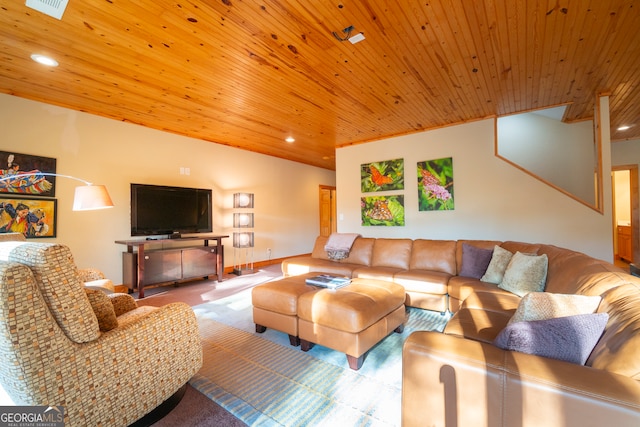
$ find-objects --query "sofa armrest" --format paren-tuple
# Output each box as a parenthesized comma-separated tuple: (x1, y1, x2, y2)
(402, 331, 640, 427)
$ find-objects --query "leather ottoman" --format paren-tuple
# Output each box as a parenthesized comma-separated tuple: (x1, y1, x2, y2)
(251, 273, 319, 346)
(297, 278, 406, 370)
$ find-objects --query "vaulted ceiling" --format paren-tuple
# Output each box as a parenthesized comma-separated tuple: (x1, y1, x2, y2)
(1, 0, 639, 170)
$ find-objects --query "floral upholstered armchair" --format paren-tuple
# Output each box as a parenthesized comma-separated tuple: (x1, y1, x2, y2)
(0, 241, 203, 426)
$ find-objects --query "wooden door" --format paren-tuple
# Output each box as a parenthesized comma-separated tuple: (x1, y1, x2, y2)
(319, 185, 336, 237)
(613, 165, 639, 264)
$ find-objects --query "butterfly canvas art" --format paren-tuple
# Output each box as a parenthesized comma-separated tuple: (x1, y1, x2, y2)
(360, 158, 404, 192)
(417, 157, 454, 211)
(361, 195, 405, 226)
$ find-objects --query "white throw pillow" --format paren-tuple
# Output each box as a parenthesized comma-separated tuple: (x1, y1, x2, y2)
(480, 245, 513, 284)
(508, 292, 602, 325)
(499, 252, 548, 297)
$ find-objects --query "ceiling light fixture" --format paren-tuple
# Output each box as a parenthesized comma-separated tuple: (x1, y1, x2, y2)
(332, 25, 365, 44)
(617, 125, 631, 131)
(30, 54, 58, 67)
(285, 136, 295, 143)
(26, 0, 69, 20)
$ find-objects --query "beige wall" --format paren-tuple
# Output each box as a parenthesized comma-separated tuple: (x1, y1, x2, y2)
(336, 98, 615, 262)
(0, 93, 336, 281)
(4, 91, 633, 281)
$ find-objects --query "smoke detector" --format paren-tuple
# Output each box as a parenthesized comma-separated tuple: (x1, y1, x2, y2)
(26, 0, 69, 20)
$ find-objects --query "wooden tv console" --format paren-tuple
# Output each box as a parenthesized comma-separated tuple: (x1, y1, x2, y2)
(115, 235, 228, 298)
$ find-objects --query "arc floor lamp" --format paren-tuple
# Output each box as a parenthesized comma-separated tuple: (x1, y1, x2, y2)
(0, 172, 114, 211)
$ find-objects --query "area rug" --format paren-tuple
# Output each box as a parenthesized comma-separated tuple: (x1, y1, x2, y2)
(189, 288, 450, 426)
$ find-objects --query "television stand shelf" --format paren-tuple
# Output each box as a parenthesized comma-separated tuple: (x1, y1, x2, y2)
(115, 235, 228, 298)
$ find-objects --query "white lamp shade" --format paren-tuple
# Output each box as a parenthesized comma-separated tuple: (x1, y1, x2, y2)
(73, 185, 114, 211)
(233, 213, 254, 228)
(233, 193, 254, 208)
(233, 232, 254, 248)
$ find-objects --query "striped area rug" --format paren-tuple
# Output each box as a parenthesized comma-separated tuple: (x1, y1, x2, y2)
(190, 290, 449, 426)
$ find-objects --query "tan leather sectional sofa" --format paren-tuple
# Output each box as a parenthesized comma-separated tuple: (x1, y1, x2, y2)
(282, 236, 640, 426)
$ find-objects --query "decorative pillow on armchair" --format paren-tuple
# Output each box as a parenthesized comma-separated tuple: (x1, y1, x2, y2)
(84, 288, 118, 332)
(494, 313, 609, 365)
(480, 245, 513, 284)
(459, 243, 494, 279)
(499, 252, 548, 297)
(508, 292, 602, 325)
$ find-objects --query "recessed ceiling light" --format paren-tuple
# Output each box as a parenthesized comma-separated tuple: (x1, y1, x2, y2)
(617, 125, 631, 131)
(285, 136, 295, 143)
(30, 54, 58, 67)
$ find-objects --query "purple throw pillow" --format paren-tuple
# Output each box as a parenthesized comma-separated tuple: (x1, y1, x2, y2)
(459, 243, 494, 279)
(493, 313, 609, 365)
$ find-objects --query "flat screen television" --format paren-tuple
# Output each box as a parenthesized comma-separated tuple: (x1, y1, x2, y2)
(130, 183, 212, 237)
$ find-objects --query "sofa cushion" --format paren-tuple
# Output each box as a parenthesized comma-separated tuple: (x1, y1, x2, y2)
(480, 245, 513, 284)
(340, 237, 375, 266)
(447, 276, 510, 312)
(494, 313, 609, 365)
(508, 292, 602, 325)
(499, 252, 548, 297)
(410, 239, 457, 275)
(459, 243, 493, 279)
(371, 238, 412, 269)
(84, 288, 118, 331)
(282, 257, 360, 277)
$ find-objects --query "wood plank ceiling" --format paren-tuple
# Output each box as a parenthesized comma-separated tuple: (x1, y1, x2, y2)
(1, 0, 639, 170)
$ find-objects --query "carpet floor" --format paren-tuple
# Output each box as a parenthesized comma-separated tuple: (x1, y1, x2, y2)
(188, 287, 450, 426)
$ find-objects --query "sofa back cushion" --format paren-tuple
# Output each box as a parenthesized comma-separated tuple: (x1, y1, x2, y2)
(311, 236, 374, 266)
(311, 236, 331, 260)
(371, 238, 413, 269)
(536, 244, 624, 294)
(0, 242, 100, 343)
(501, 241, 541, 255)
(344, 238, 375, 265)
(411, 239, 457, 275)
(587, 281, 640, 379)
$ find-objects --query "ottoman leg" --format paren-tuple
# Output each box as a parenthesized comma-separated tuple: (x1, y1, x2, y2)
(347, 354, 366, 370)
(255, 324, 266, 333)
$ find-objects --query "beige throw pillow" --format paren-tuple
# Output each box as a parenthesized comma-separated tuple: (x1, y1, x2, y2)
(480, 245, 513, 284)
(84, 288, 118, 332)
(508, 292, 602, 325)
(499, 252, 548, 297)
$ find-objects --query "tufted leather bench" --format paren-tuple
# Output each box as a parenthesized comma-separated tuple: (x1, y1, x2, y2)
(297, 278, 406, 370)
(252, 274, 406, 369)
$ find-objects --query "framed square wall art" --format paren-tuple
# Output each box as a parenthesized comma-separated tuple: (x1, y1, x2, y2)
(0, 197, 57, 238)
(0, 151, 57, 197)
(361, 158, 404, 192)
(417, 157, 454, 211)
(361, 195, 405, 226)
